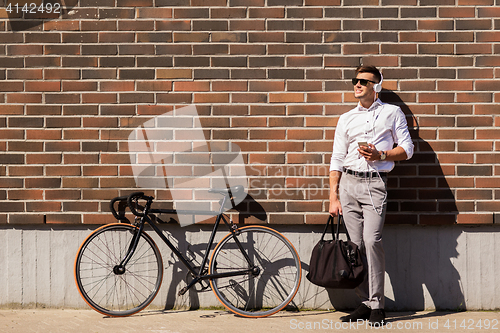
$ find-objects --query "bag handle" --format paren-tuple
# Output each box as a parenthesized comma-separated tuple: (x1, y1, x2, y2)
(321, 215, 352, 242)
(320, 215, 332, 242)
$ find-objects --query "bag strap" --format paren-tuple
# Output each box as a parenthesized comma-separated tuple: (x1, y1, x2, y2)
(338, 215, 352, 241)
(322, 215, 353, 242)
(320, 215, 335, 241)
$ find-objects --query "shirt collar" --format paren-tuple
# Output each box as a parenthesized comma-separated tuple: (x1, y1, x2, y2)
(357, 98, 383, 112)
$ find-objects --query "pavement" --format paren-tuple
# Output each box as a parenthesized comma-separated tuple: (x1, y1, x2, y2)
(0, 309, 499, 333)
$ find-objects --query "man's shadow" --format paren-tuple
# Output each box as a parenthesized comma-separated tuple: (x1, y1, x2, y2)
(327, 90, 465, 312)
(380, 90, 464, 311)
(380, 90, 458, 226)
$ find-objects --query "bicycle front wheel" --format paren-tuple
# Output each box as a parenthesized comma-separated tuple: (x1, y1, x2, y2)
(209, 226, 301, 318)
(74, 223, 163, 317)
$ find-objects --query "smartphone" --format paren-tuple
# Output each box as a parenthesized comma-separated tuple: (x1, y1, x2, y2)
(357, 141, 368, 148)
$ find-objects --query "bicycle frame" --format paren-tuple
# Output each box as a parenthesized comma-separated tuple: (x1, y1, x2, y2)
(117, 194, 257, 296)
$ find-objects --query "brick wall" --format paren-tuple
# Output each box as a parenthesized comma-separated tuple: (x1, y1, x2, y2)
(0, 0, 498, 225)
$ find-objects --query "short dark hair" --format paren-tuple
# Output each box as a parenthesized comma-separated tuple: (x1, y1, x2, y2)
(355, 65, 382, 83)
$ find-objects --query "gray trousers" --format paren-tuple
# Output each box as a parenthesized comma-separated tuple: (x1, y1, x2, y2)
(339, 172, 388, 310)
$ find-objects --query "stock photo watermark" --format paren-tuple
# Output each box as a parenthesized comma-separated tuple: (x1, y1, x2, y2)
(289, 318, 499, 331)
(128, 105, 247, 226)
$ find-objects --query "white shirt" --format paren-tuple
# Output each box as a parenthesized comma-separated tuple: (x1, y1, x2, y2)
(330, 99, 414, 173)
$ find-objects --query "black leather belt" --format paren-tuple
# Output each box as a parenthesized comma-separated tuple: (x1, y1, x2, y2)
(343, 168, 387, 178)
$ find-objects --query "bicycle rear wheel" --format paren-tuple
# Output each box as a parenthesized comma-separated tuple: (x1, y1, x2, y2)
(74, 223, 163, 317)
(209, 226, 301, 318)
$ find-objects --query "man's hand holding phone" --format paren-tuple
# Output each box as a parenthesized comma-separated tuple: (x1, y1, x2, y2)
(358, 142, 380, 161)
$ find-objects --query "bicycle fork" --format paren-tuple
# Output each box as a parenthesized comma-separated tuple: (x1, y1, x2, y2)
(114, 197, 154, 275)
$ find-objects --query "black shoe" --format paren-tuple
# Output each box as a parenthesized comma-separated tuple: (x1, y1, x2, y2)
(340, 304, 371, 322)
(369, 309, 386, 326)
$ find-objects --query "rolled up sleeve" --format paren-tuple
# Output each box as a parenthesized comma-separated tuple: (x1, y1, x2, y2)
(330, 117, 347, 172)
(393, 109, 414, 160)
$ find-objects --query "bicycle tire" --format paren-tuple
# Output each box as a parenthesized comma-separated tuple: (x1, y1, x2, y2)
(74, 223, 163, 317)
(209, 226, 301, 318)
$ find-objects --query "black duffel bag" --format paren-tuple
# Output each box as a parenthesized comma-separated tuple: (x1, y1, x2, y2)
(306, 215, 365, 289)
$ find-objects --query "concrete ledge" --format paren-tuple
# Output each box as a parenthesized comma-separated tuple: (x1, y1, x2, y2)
(0, 223, 499, 311)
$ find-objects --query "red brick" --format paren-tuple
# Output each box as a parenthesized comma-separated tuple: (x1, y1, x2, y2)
(25, 153, 61, 164)
(174, 81, 210, 92)
(8, 214, 45, 224)
(478, 7, 500, 17)
(7, 93, 42, 103)
(212, 81, 247, 91)
(439, 7, 475, 18)
(476, 32, 500, 42)
(458, 141, 493, 152)
(250, 129, 286, 140)
(26, 81, 61, 92)
(475, 104, 500, 115)
(8, 190, 44, 200)
(458, 68, 494, 79)
(80, 213, 112, 224)
(287, 81, 321, 93)
(457, 93, 492, 103)
(137, 80, 172, 92)
(268, 142, 304, 152)
(438, 32, 474, 42)
(63, 129, 99, 140)
(437, 104, 473, 115)
(193, 93, 229, 103)
(457, 0, 492, 5)
(7, 45, 43, 56)
(231, 116, 266, 128)
(8, 166, 43, 177)
(343, 44, 379, 55)
(100, 81, 135, 91)
(306, 93, 342, 103)
(7, 69, 43, 80)
(45, 190, 81, 200)
(269, 93, 304, 103)
(477, 56, 500, 67)
(400, 32, 437, 42)
(457, 214, 493, 224)
(437, 80, 474, 91)
(44, 20, 79, 31)
(62, 81, 98, 92)
(0, 105, 24, 115)
(419, 93, 455, 103)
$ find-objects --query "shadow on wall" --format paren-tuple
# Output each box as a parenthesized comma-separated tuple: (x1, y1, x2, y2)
(379, 89, 458, 225)
(325, 90, 465, 311)
(313, 226, 465, 312)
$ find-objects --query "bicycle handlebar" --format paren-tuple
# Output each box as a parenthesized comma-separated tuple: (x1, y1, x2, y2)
(110, 192, 152, 219)
(127, 192, 151, 217)
(110, 195, 129, 220)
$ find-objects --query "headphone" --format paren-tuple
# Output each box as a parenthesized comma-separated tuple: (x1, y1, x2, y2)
(373, 72, 383, 93)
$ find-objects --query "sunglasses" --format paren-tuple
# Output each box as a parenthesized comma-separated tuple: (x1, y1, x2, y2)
(352, 78, 377, 86)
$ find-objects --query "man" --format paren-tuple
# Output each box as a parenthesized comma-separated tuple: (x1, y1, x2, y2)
(329, 66, 414, 325)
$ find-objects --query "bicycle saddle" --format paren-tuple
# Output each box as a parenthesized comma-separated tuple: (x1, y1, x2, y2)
(208, 185, 244, 196)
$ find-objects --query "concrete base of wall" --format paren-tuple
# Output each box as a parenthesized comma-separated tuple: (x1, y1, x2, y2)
(1, 223, 498, 311)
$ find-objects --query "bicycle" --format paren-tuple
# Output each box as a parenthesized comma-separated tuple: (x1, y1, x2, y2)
(74, 186, 302, 318)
